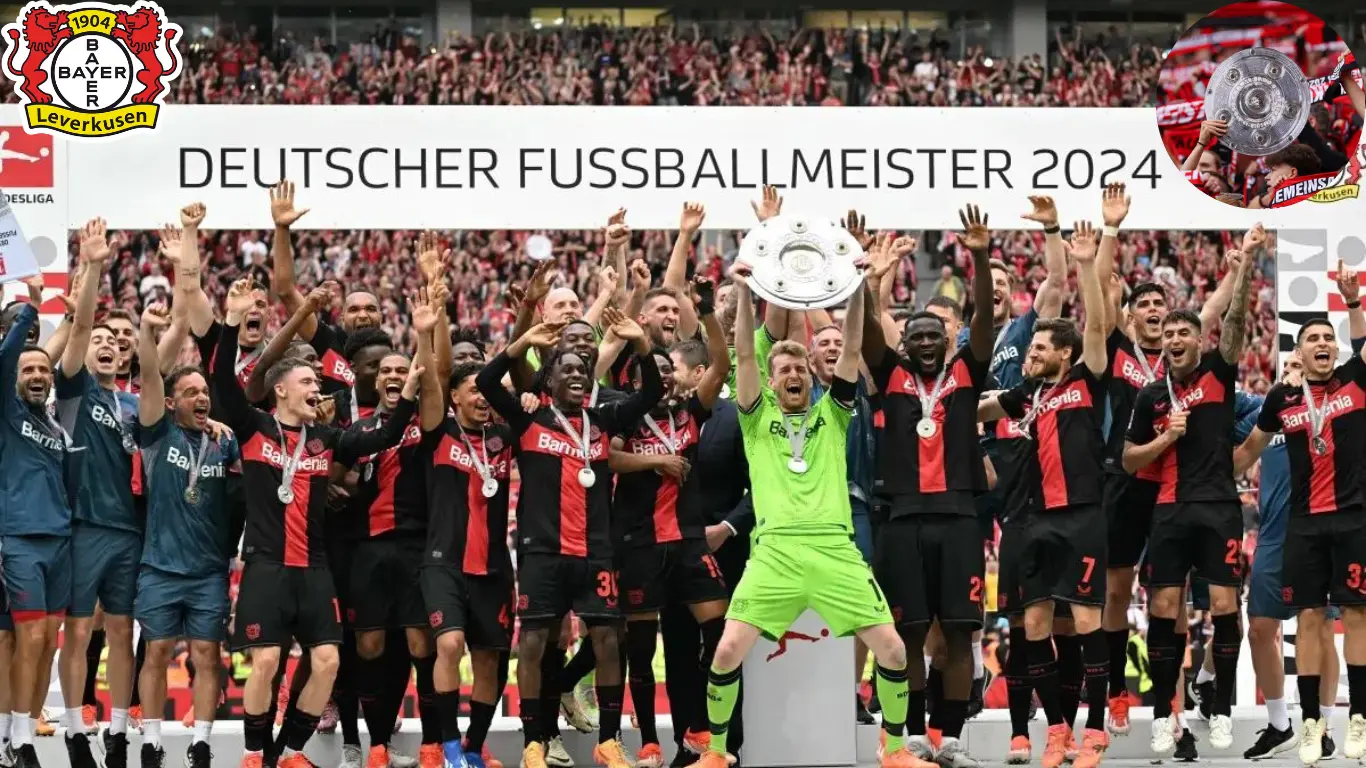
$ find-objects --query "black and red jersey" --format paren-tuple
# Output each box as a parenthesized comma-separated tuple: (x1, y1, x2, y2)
(476, 350, 664, 559)
(339, 410, 429, 540)
(308, 321, 356, 396)
(195, 320, 264, 391)
(1104, 330, 1166, 479)
(869, 346, 989, 513)
(999, 365, 1106, 512)
(613, 396, 712, 547)
(1256, 355, 1366, 516)
(212, 321, 416, 568)
(425, 417, 514, 575)
(1126, 351, 1238, 504)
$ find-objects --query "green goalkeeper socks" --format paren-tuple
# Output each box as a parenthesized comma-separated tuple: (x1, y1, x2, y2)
(706, 665, 742, 753)
(876, 663, 910, 753)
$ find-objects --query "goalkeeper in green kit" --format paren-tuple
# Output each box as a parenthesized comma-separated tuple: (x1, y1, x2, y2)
(696, 257, 918, 768)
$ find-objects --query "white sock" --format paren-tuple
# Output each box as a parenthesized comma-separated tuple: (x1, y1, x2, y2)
(1322, 704, 1335, 727)
(0, 712, 11, 743)
(11, 713, 31, 747)
(193, 721, 213, 745)
(281, 747, 298, 758)
(143, 719, 162, 748)
(972, 643, 984, 680)
(1195, 666, 1215, 685)
(924, 655, 933, 675)
(65, 707, 83, 733)
(1266, 697, 1290, 731)
(1176, 711, 1189, 730)
(109, 708, 128, 736)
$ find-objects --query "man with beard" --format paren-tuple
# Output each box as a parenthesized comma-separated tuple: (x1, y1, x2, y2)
(1233, 309, 1366, 762)
(862, 206, 995, 768)
(478, 308, 661, 768)
(607, 280, 729, 768)
(1092, 187, 1237, 734)
(102, 309, 139, 392)
(1123, 225, 1260, 755)
(213, 277, 422, 768)
(0, 275, 79, 768)
(977, 221, 1111, 768)
(52, 219, 140, 768)
(133, 303, 240, 768)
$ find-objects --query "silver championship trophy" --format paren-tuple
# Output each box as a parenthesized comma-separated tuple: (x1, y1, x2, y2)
(1204, 47, 1311, 156)
(737, 215, 865, 310)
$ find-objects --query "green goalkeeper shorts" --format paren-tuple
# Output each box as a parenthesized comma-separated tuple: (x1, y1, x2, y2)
(726, 533, 892, 640)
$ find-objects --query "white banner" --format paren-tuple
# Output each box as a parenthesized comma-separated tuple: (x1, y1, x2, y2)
(20, 105, 1355, 232)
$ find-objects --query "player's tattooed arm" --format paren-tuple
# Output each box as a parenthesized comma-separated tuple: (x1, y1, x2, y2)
(138, 304, 170, 427)
(961, 205, 995, 363)
(730, 262, 762, 412)
(1219, 225, 1262, 365)
(1197, 251, 1239, 336)
(175, 203, 217, 337)
(61, 218, 110, 379)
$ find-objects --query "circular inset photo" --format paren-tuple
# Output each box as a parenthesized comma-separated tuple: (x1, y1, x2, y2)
(1154, 1, 1362, 209)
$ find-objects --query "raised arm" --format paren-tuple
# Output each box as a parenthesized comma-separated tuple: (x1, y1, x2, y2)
(138, 304, 170, 427)
(1069, 222, 1107, 376)
(1334, 260, 1366, 361)
(833, 277, 865, 385)
(860, 232, 905, 368)
(245, 285, 330, 403)
(604, 208, 631, 311)
(598, 325, 663, 436)
(1023, 196, 1066, 319)
(1218, 226, 1261, 365)
(583, 266, 618, 330)
(730, 263, 761, 412)
(61, 219, 110, 377)
(666, 203, 705, 340)
(156, 312, 191, 377)
(507, 261, 553, 392)
(410, 290, 446, 432)
(174, 204, 216, 337)
(1096, 183, 1130, 332)
(267, 180, 317, 340)
(692, 278, 731, 409)
(214, 279, 263, 433)
(481, 322, 564, 433)
(1198, 251, 1239, 335)
(959, 206, 996, 361)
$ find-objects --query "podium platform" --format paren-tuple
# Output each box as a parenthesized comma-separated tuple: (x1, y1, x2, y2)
(26, 707, 1340, 767)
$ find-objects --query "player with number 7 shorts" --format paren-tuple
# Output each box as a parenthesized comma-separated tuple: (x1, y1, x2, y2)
(695, 261, 916, 768)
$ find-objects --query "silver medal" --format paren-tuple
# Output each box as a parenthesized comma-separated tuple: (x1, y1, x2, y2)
(184, 486, 202, 505)
(1312, 436, 1329, 456)
(916, 418, 937, 439)
(277, 486, 295, 504)
(121, 433, 137, 455)
(481, 477, 499, 498)
(787, 457, 808, 474)
(578, 467, 597, 488)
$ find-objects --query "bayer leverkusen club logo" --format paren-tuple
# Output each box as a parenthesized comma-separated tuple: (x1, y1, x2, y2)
(1, 1, 181, 139)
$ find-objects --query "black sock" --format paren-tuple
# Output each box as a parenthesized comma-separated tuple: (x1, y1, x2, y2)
(905, 689, 927, 737)
(1105, 629, 1129, 699)
(1348, 665, 1366, 717)
(359, 656, 392, 748)
(274, 698, 302, 756)
(265, 647, 289, 728)
(1006, 627, 1032, 738)
(1026, 638, 1064, 726)
(338, 637, 362, 746)
(926, 667, 943, 731)
(129, 636, 147, 708)
(414, 655, 440, 744)
(384, 643, 412, 736)
(285, 708, 321, 752)
(520, 693, 541, 746)
(597, 683, 624, 743)
(244, 710, 272, 753)
(437, 691, 464, 745)
(466, 701, 495, 752)
(1299, 675, 1322, 721)
(1146, 617, 1180, 719)
(540, 648, 565, 739)
(562, 642, 597, 688)
(83, 630, 105, 709)
(939, 700, 967, 739)
(1056, 634, 1083, 728)
(1211, 613, 1241, 717)
(1080, 631, 1110, 731)
(626, 620, 660, 745)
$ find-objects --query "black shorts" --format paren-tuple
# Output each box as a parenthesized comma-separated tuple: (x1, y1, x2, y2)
(420, 566, 515, 650)
(326, 535, 355, 615)
(349, 537, 426, 631)
(517, 553, 620, 627)
(1146, 501, 1245, 588)
(996, 515, 1026, 617)
(232, 562, 342, 650)
(1020, 505, 1107, 608)
(1283, 510, 1366, 610)
(874, 514, 985, 628)
(1104, 472, 1158, 569)
(618, 539, 729, 614)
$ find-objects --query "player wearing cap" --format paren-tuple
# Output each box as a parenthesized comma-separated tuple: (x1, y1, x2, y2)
(1123, 225, 1261, 755)
(978, 221, 1111, 768)
(132, 303, 240, 768)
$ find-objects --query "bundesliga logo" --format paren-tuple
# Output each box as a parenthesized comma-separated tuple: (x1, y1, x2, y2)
(1, 0, 181, 139)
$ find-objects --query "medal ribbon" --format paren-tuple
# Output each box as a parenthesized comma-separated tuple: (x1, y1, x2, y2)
(642, 412, 678, 455)
(785, 409, 812, 464)
(1164, 371, 1189, 414)
(458, 423, 494, 483)
(235, 346, 263, 376)
(915, 365, 950, 425)
(1135, 347, 1162, 384)
(1301, 378, 1331, 446)
(183, 429, 211, 497)
(550, 405, 593, 463)
(273, 418, 309, 495)
(110, 389, 135, 451)
(1017, 379, 1062, 437)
